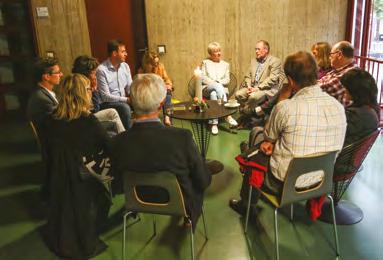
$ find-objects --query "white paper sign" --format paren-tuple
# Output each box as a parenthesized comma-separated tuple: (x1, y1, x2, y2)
(36, 7, 49, 18)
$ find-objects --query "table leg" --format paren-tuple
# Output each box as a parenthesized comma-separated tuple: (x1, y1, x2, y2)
(190, 121, 224, 174)
(190, 121, 210, 158)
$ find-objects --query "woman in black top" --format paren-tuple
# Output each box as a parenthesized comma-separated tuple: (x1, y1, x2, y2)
(341, 69, 379, 146)
(43, 74, 111, 259)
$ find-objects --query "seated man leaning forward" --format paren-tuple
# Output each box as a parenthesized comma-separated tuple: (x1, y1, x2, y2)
(235, 40, 284, 110)
(109, 73, 212, 226)
(229, 51, 347, 215)
(97, 39, 132, 130)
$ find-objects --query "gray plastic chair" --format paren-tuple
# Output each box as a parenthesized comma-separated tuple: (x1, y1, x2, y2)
(122, 170, 208, 260)
(244, 151, 339, 260)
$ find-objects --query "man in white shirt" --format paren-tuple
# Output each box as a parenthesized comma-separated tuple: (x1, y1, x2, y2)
(97, 39, 133, 129)
(230, 51, 347, 215)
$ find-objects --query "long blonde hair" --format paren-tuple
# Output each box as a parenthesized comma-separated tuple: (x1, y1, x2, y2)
(311, 42, 331, 70)
(54, 73, 91, 120)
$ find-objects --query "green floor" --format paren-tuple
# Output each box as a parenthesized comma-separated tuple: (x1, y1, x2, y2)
(0, 113, 382, 260)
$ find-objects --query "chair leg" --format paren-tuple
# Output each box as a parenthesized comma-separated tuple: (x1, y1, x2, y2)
(107, 181, 113, 202)
(188, 219, 195, 260)
(153, 216, 157, 236)
(274, 208, 280, 260)
(244, 186, 253, 233)
(328, 195, 340, 257)
(201, 205, 208, 240)
(290, 204, 294, 221)
(122, 211, 133, 260)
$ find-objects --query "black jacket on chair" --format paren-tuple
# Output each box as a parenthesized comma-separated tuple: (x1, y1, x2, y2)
(109, 121, 211, 225)
(42, 115, 111, 259)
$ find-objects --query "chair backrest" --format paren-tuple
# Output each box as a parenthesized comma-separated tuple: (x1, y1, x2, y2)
(331, 129, 380, 203)
(123, 170, 188, 217)
(279, 151, 337, 206)
(333, 129, 380, 182)
(187, 72, 237, 99)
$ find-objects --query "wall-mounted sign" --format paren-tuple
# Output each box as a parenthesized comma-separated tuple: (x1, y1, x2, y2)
(36, 7, 49, 18)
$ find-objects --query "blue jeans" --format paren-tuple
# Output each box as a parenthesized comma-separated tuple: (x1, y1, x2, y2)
(204, 82, 227, 125)
(204, 82, 227, 102)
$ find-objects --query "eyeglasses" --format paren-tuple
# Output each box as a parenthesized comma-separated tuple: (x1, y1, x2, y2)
(50, 71, 62, 75)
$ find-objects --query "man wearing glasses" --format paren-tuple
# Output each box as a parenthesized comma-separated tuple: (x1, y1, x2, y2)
(27, 57, 63, 140)
(319, 41, 358, 106)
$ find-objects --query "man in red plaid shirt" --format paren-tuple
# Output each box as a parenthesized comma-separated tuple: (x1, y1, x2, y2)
(318, 41, 358, 106)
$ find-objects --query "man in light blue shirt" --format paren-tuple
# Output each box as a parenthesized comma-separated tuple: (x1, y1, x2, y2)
(97, 39, 132, 129)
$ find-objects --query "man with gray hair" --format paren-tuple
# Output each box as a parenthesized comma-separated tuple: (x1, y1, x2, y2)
(235, 40, 284, 111)
(109, 74, 211, 225)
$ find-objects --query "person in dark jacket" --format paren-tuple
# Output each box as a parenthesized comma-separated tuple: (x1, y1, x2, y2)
(42, 74, 111, 259)
(341, 68, 379, 146)
(109, 73, 211, 226)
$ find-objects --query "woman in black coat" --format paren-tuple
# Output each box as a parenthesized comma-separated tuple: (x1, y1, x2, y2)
(43, 74, 111, 259)
(341, 69, 379, 146)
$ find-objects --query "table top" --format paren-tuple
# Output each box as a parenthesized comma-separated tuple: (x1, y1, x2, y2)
(166, 100, 238, 121)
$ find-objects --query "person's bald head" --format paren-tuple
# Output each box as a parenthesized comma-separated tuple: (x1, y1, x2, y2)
(330, 41, 354, 69)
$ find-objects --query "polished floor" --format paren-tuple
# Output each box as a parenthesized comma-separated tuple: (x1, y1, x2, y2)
(0, 112, 382, 260)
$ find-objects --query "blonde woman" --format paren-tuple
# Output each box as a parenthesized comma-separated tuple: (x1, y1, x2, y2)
(140, 51, 173, 125)
(201, 41, 238, 134)
(43, 74, 111, 259)
(311, 42, 332, 79)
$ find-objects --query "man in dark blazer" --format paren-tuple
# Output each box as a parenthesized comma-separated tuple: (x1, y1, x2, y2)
(27, 57, 63, 142)
(109, 73, 211, 225)
(27, 57, 63, 199)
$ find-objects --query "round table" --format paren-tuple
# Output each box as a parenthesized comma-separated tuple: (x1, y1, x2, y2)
(166, 100, 238, 174)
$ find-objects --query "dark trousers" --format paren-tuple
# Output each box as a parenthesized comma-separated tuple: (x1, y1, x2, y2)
(100, 102, 131, 130)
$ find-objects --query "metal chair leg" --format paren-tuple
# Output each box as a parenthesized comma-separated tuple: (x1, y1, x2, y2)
(153, 216, 157, 236)
(274, 208, 280, 260)
(328, 195, 340, 257)
(290, 204, 294, 221)
(189, 219, 195, 260)
(201, 205, 208, 240)
(107, 181, 113, 202)
(244, 186, 253, 233)
(122, 212, 133, 260)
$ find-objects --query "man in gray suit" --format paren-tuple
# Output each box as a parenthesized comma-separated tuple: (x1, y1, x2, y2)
(27, 57, 63, 142)
(235, 40, 284, 110)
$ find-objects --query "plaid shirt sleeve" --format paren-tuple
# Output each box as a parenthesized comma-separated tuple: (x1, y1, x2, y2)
(318, 73, 349, 106)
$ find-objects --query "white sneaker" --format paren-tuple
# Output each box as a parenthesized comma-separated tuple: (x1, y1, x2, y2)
(225, 116, 238, 127)
(211, 125, 219, 135)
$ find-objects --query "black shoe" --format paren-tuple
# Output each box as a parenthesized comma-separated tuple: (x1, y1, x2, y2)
(229, 199, 246, 216)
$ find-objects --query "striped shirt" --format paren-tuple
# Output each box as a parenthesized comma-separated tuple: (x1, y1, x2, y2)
(264, 85, 347, 187)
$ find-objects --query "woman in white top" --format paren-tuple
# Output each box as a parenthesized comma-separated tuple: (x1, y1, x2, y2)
(200, 42, 237, 134)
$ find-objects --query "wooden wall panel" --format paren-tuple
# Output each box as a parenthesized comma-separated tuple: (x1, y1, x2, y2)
(30, 0, 91, 75)
(145, 0, 348, 101)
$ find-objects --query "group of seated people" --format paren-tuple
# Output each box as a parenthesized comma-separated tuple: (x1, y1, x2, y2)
(228, 40, 379, 216)
(26, 40, 211, 258)
(25, 37, 379, 258)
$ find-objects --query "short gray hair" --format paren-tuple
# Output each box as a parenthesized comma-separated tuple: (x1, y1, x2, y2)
(207, 42, 221, 55)
(130, 73, 167, 116)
